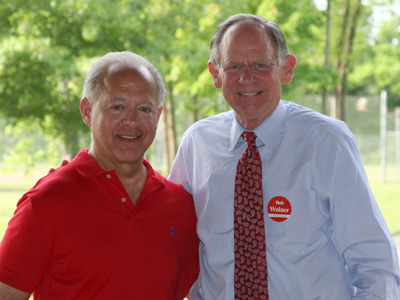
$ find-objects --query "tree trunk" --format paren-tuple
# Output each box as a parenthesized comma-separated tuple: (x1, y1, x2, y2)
(190, 96, 200, 124)
(334, 0, 362, 121)
(161, 83, 177, 173)
(322, 0, 331, 115)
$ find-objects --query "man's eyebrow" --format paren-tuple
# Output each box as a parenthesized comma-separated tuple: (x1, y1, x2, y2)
(111, 97, 126, 102)
(110, 98, 156, 106)
(141, 99, 156, 104)
(225, 60, 241, 65)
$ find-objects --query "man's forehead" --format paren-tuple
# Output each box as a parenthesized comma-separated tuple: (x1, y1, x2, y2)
(107, 64, 153, 81)
(103, 65, 156, 89)
(220, 22, 274, 61)
(224, 21, 267, 42)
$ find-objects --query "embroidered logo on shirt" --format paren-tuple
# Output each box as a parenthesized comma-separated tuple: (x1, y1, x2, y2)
(267, 196, 292, 222)
(171, 226, 175, 235)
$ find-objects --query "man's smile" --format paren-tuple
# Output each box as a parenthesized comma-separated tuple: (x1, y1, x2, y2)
(117, 135, 139, 140)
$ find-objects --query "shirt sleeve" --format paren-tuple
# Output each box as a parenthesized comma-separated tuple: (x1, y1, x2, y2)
(330, 135, 400, 298)
(169, 137, 192, 195)
(0, 195, 48, 293)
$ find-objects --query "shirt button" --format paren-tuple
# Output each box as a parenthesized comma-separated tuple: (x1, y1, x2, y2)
(106, 174, 111, 179)
(121, 198, 126, 203)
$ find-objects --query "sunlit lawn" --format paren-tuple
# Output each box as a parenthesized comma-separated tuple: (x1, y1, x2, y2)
(1, 164, 399, 238)
(364, 165, 400, 235)
(0, 164, 398, 300)
(0, 166, 49, 238)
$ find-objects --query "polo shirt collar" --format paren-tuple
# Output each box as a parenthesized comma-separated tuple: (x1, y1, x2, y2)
(229, 100, 287, 152)
(73, 149, 165, 189)
(73, 149, 106, 177)
(138, 158, 165, 200)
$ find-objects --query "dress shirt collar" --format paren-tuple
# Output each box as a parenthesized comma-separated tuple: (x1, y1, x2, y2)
(229, 100, 287, 152)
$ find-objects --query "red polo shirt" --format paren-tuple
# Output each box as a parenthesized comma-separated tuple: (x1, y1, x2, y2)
(0, 149, 199, 299)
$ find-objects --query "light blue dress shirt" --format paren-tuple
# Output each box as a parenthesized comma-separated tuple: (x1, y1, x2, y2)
(169, 100, 400, 300)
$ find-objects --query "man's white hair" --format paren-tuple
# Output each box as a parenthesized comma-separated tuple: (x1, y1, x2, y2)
(82, 51, 165, 107)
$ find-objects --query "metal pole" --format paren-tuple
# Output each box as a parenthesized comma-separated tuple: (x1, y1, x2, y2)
(380, 90, 387, 183)
(395, 107, 400, 181)
(330, 96, 336, 119)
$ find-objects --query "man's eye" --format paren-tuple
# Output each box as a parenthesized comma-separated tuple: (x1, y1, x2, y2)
(140, 107, 151, 113)
(230, 65, 240, 70)
(113, 105, 122, 110)
(256, 64, 266, 69)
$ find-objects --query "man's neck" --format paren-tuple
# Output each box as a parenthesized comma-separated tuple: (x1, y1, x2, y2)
(88, 149, 148, 205)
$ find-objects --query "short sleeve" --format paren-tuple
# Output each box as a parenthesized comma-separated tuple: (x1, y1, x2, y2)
(0, 195, 48, 292)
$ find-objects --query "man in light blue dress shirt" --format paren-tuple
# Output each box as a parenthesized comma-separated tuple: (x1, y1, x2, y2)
(169, 14, 400, 299)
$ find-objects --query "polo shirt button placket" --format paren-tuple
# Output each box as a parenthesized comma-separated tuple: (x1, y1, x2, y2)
(104, 173, 130, 207)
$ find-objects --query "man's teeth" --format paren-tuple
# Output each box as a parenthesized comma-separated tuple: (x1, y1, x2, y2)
(242, 92, 258, 96)
(120, 135, 138, 139)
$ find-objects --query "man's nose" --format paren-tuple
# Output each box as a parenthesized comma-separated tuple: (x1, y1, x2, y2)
(122, 110, 138, 127)
(239, 66, 256, 83)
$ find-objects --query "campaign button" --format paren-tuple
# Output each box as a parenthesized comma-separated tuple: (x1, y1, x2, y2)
(267, 196, 292, 222)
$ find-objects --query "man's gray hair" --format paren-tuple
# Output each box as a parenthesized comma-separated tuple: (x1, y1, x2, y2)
(82, 51, 165, 107)
(210, 14, 291, 67)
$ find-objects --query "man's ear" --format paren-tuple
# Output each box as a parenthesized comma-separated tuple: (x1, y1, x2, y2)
(208, 60, 222, 89)
(281, 54, 297, 84)
(156, 106, 163, 123)
(80, 97, 92, 127)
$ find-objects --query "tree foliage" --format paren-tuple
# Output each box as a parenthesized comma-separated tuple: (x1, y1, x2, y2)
(349, 7, 400, 108)
(0, 0, 399, 169)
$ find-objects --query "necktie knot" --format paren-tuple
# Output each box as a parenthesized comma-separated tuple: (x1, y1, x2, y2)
(242, 131, 256, 147)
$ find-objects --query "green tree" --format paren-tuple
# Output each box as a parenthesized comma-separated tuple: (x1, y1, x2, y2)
(1, 0, 398, 172)
(348, 7, 400, 110)
(333, 0, 363, 121)
(0, 0, 150, 160)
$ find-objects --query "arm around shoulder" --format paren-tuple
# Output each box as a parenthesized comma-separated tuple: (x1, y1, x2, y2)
(0, 282, 30, 300)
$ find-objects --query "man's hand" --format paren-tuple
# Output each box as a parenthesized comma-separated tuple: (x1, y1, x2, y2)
(48, 159, 70, 174)
(0, 282, 30, 300)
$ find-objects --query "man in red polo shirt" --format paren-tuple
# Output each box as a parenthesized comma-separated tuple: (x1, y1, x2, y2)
(0, 51, 199, 300)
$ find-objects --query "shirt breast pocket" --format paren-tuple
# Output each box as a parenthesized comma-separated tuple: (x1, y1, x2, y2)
(264, 189, 331, 251)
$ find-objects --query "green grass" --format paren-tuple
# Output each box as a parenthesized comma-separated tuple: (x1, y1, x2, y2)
(0, 166, 39, 238)
(0, 191, 25, 238)
(0, 165, 398, 300)
(364, 165, 400, 235)
(0, 165, 399, 239)
(368, 181, 400, 235)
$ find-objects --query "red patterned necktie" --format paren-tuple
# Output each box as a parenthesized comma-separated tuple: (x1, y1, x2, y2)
(234, 131, 268, 300)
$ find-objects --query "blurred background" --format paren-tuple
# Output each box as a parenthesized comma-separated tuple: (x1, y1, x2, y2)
(0, 0, 399, 241)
